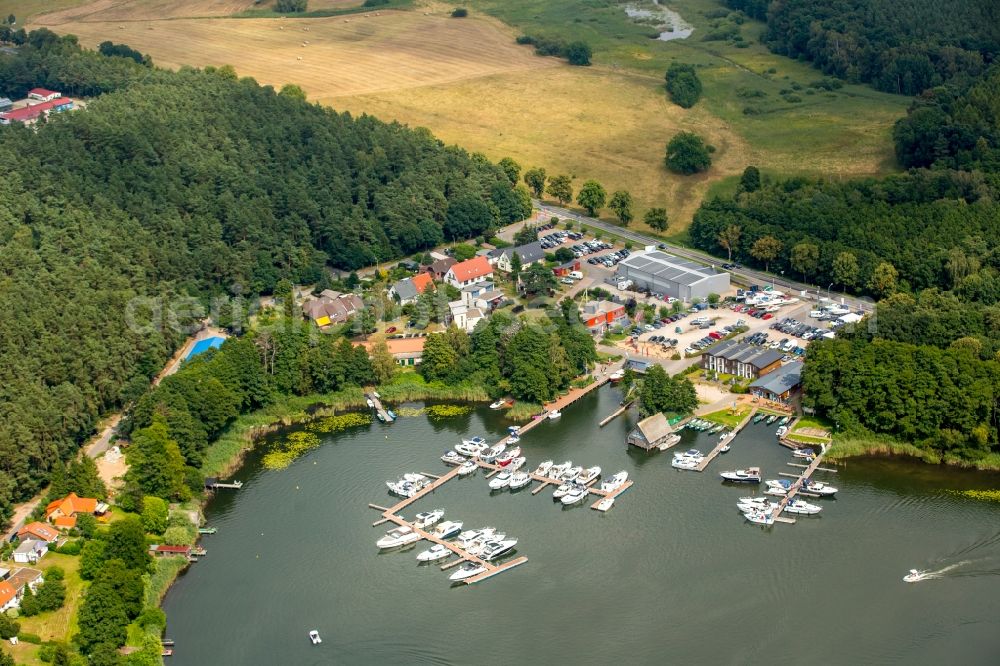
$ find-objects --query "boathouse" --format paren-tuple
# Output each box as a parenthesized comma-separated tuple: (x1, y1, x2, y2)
(627, 413, 675, 450)
(149, 544, 192, 558)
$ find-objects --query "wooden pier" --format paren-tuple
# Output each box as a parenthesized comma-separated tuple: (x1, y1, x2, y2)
(598, 400, 632, 427)
(509, 362, 624, 439)
(208, 480, 243, 490)
(366, 392, 394, 423)
(768, 444, 833, 524)
(691, 408, 757, 472)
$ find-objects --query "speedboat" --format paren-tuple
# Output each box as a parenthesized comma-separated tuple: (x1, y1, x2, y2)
(309, 630, 322, 645)
(433, 521, 463, 539)
(376, 525, 421, 549)
(575, 466, 602, 485)
(561, 484, 589, 505)
(457, 460, 477, 476)
(766, 414, 778, 425)
(792, 448, 816, 459)
(449, 562, 487, 582)
(508, 471, 531, 490)
(533, 460, 554, 477)
(416, 544, 451, 562)
(802, 480, 838, 496)
(600, 470, 628, 493)
(608, 369, 625, 382)
(552, 483, 571, 499)
(671, 457, 699, 470)
(720, 467, 761, 484)
(412, 509, 444, 529)
(479, 443, 506, 464)
(488, 471, 513, 490)
(783, 499, 822, 515)
(903, 569, 929, 583)
(595, 497, 615, 511)
(441, 450, 467, 466)
(561, 466, 583, 481)
(743, 509, 775, 526)
(507, 457, 527, 471)
(497, 446, 522, 466)
(547, 410, 562, 420)
(775, 426, 788, 438)
(480, 539, 518, 561)
(719, 444, 731, 453)
(489, 399, 507, 410)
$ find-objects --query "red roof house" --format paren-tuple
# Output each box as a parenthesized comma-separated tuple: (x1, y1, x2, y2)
(0, 97, 74, 125)
(445, 256, 493, 288)
(44, 492, 100, 529)
(27, 88, 61, 101)
(17, 522, 60, 544)
(149, 544, 192, 557)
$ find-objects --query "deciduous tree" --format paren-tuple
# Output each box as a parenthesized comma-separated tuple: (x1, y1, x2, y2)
(644, 207, 668, 232)
(750, 235, 782, 273)
(546, 174, 573, 205)
(523, 167, 546, 197)
(576, 180, 607, 216)
(608, 190, 634, 225)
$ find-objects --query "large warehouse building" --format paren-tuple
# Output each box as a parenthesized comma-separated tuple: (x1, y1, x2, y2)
(615, 250, 730, 301)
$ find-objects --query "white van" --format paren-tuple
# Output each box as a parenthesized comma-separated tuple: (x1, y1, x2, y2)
(568, 271, 584, 280)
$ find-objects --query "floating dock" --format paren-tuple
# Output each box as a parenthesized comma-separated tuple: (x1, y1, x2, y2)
(768, 445, 833, 524)
(208, 480, 243, 490)
(691, 408, 757, 472)
(598, 400, 632, 427)
(366, 392, 394, 423)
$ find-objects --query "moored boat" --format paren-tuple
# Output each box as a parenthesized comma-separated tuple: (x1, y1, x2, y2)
(549, 461, 572, 479)
(480, 539, 518, 561)
(376, 525, 421, 549)
(743, 509, 775, 526)
(599, 470, 628, 493)
(766, 414, 777, 425)
(412, 509, 444, 529)
(441, 450, 466, 466)
(508, 471, 531, 490)
(783, 499, 822, 515)
(720, 467, 761, 484)
(608, 369, 625, 382)
(488, 471, 513, 490)
(547, 410, 562, 420)
(672, 457, 700, 470)
(457, 460, 477, 476)
(506, 457, 526, 471)
(449, 562, 487, 582)
(719, 444, 731, 453)
(552, 483, 571, 499)
(595, 497, 615, 512)
(802, 480, 838, 496)
(560, 484, 589, 505)
(489, 399, 508, 410)
(737, 497, 777, 512)
(533, 460, 554, 477)
(309, 630, 322, 645)
(561, 466, 583, 481)
(778, 416, 790, 426)
(479, 443, 506, 464)
(775, 426, 788, 438)
(496, 446, 522, 466)
(575, 466, 602, 485)
(792, 448, 816, 459)
(753, 414, 765, 424)
(416, 544, 451, 562)
(433, 521, 463, 539)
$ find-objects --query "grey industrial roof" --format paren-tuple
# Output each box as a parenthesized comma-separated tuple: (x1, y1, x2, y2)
(750, 361, 804, 394)
(619, 251, 718, 286)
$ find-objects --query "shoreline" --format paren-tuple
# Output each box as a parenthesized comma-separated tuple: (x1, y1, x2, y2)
(825, 437, 1000, 473)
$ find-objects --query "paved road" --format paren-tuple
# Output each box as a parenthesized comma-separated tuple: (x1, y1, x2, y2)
(533, 201, 873, 313)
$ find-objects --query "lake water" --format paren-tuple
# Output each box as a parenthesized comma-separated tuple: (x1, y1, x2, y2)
(625, 1, 694, 41)
(162, 386, 1000, 664)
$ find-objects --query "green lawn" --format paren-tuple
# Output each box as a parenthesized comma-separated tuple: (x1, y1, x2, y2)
(786, 432, 830, 445)
(700, 406, 751, 429)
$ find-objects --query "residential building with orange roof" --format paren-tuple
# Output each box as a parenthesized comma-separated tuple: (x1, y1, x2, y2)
(359, 336, 426, 366)
(444, 256, 493, 288)
(17, 522, 60, 544)
(0, 581, 17, 612)
(44, 492, 105, 529)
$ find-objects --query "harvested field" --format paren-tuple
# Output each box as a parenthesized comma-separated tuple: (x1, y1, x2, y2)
(32, 0, 258, 24)
(332, 66, 750, 227)
(55, 11, 556, 98)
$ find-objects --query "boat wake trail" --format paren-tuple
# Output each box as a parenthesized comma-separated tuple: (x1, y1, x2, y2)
(940, 530, 1000, 560)
(909, 531, 1000, 582)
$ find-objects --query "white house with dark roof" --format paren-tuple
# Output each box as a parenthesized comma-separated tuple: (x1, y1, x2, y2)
(488, 241, 546, 273)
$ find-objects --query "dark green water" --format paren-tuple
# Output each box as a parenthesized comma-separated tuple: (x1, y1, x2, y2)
(162, 387, 1000, 664)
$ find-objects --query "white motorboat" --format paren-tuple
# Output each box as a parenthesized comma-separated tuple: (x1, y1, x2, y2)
(533, 460, 554, 477)
(457, 460, 477, 476)
(594, 497, 615, 512)
(720, 467, 762, 484)
(433, 521, 463, 539)
(560, 484, 589, 505)
(766, 479, 793, 491)
(386, 475, 430, 498)
(775, 426, 788, 437)
(792, 448, 816, 459)
(455, 528, 488, 548)
(449, 562, 487, 582)
(575, 466, 602, 485)
(309, 630, 322, 645)
(497, 446, 522, 466)
(412, 509, 445, 529)
(416, 544, 451, 562)
(783, 499, 822, 515)
(561, 466, 583, 481)
(467, 532, 506, 556)
(441, 450, 467, 466)
(737, 497, 777, 512)
(489, 400, 508, 410)
(507, 456, 527, 471)
(402, 473, 427, 483)
(608, 369, 625, 382)
(454, 441, 482, 457)
(549, 461, 572, 479)
(600, 470, 628, 493)
(480, 539, 518, 561)
(479, 443, 506, 464)
(366, 398, 374, 408)
(903, 569, 929, 583)
(507, 435, 521, 445)
(552, 483, 571, 499)
(719, 445, 731, 453)
(803, 480, 838, 496)
(671, 457, 699, 470)
(462, 436, 487, 448)
(675, 449, 704, 460)
(743, 509, 775, 526)
(764, 486, 788, 496)
(376, 525, 421, 549)
(508, 471, 531, 490)
(547, 410, 562, 420)
(488, 471, 513, 490)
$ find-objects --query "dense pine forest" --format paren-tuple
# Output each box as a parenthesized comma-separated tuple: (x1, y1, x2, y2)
(691, 52, 1000, 463)
(725, 0, 1000, 95)
(0, 31, 528, 523)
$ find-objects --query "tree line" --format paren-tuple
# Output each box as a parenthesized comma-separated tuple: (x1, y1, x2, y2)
(724, 0, 999, 95)
(0, 32, 527, 525)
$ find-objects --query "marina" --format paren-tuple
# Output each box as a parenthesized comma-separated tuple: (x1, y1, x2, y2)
(161, 385, 1000, 665)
